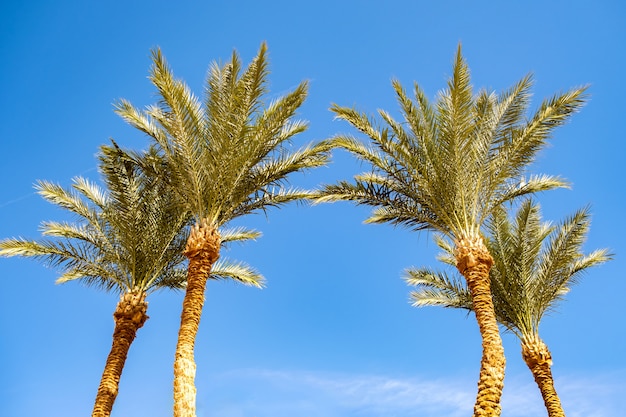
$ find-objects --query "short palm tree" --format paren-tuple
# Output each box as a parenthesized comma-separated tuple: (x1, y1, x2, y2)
(316, 46, 587, 416)
(0, 142, 188, 417)
(406, 200, 611, 417)
(114, 42, 334, 417)
(0, 143, 263, 417)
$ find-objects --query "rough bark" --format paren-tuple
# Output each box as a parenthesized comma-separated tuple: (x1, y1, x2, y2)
(92, 291, 148, 417)
(522, 336, 565, 417)
(173, 220, 220, 417)
(456, 234, 505, 417)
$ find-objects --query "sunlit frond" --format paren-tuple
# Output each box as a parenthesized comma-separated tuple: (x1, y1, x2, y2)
(405, 267, 471, 309)
(210, 259, 265, 288)
(153, 267, 188, 291)
(219, 227, 262, 245)
(35, 180, 102, 224)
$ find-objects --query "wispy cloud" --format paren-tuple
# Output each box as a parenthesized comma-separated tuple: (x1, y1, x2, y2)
(199, 369, 471, 417)
(196, 368, 625, 417)
(556, 371, 626, 417)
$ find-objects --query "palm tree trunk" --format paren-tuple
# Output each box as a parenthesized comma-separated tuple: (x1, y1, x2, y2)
(173, 220, 220, 417)
(92, 291, 148, 417)
(456, 234, 505, 417)
(521, 335, 565, 417)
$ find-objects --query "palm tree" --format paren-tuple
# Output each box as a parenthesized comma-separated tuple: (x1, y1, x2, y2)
(0, 143, 263, 417)
(407, 200, 611, 417)
(114, 42, 334, 417)
(316, 46, 587, 416)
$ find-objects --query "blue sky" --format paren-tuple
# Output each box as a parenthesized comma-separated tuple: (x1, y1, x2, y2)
(1, 1, 625, 416)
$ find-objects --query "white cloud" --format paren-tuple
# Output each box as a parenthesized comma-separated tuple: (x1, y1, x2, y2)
(556, 371, 626, 417)
(196, 368, 625, 417)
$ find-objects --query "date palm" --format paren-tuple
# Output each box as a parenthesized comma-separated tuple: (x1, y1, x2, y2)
(0, 143, 262, 417)
(317, 46, 587, 416)
(114, 42, 333, 417)
(0, 142, 187, 417)
(406, 200, 611, 417)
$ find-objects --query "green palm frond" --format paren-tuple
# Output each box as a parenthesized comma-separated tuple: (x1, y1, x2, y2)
(571, 249, 612, 274)
(71, 176, 109, 209)
(219, 227, 262, 245)
(210, 259, 265, 288)
(114, 100, 170, 147)
(324, 134, 386, 171)
(531, 206, 612, 324)
(153, 267, 188, 291)
(36, 180, 104, 226)
(247, 140, 334, 189)
(405, 267, 471, 309)
(0, 237, 120, 288)
(492, 175, 570, 209)
(232, 187, 318, 218)
(433, 234, 456, 266)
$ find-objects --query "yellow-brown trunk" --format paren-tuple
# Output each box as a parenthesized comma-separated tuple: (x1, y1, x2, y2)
(456, 234, 505, 417)
(92, 291, 148, 417)
(522, 336, 565, 417)
(173, 221, 220, 417)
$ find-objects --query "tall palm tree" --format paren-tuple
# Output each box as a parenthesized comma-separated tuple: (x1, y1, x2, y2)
(0, 143, 263, 417)
(316, 46, 587, 416)
(406, 200, 611, 417)
(114, 42, 334, 417)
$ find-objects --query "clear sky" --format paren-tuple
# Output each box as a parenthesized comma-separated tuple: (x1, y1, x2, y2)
(1, 1, 624, 416)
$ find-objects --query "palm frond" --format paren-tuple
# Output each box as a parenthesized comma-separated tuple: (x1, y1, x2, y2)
(231, 188, 318, 218)
(0, 237, 124, 290)
(36, 179, 103, 224)
(491, 175, 570, 211)
(210, 259, 265, 288)
(152, 267, 188, 291)
(405, 267, 471, 309)
(433, 234, 456, 266)
(485, 87, 587, 205)
(113, 99, 169, 146)
(407, 200, 611, 339)
(532, 206, 611, 322)
(219, 227, 262, 245)
(328, 135, 388, 171)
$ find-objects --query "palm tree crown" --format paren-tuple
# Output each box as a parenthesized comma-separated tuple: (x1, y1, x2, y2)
(116, 42, 333, 229)
(408, 200, 611, 337)
(0, 142, 189, 293)
(319, 47, 586, 242)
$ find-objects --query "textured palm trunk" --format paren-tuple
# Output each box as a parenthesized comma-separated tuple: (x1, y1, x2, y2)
(92, 291, 148, 417)
(521, 335, 565, 417)
(456, 234, 505, 417)
(173, 220, 220, 417)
